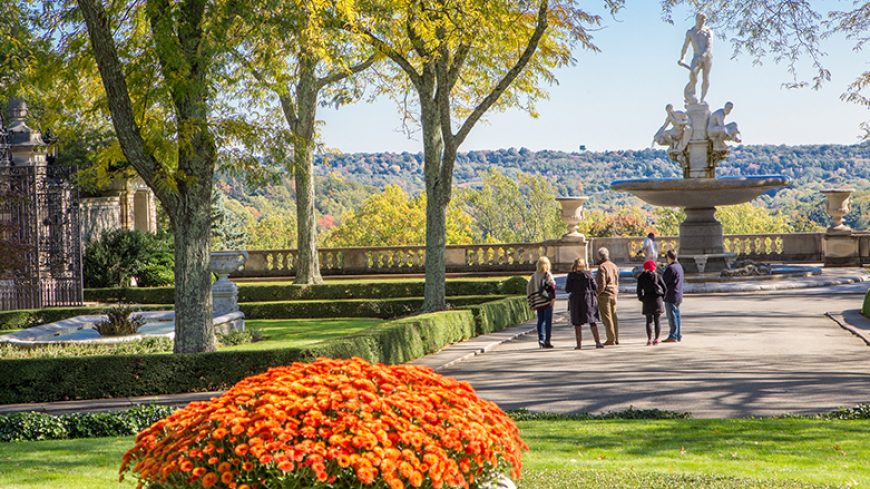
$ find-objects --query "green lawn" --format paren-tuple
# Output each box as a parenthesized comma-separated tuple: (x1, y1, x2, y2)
(1, 419, 866, 488)
(221, 318, 382, 351)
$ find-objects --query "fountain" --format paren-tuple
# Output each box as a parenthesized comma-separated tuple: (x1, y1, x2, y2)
(611, 13, 790, 273)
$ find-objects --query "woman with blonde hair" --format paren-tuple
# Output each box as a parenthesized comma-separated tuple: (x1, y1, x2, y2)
(565, 258, 604, 350)
(527, 256, 556, 349)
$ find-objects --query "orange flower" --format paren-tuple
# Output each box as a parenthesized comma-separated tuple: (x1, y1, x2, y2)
(201, 472, 218, 488)
(119, 358, 526, 489)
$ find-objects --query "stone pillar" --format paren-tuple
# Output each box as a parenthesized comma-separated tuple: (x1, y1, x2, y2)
(679, 207, 724, 255)
(546, 236, 589, 273)
(684, 102, 713, 179)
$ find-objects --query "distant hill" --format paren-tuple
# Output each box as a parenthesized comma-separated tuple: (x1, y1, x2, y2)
(314, 143, 870, 203)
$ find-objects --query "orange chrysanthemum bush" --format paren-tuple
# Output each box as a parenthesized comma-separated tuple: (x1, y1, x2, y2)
(121, 358, 527, 489)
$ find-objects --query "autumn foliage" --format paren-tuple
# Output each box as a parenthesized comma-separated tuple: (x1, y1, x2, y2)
(120, 358, 526, 489)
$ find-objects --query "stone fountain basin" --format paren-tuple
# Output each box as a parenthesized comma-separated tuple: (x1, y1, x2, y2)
(611, 176, 791, 207)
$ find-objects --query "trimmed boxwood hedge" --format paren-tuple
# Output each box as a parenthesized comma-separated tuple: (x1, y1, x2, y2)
(0, 405, 174, 442)
(0, 296, 531, 404)
(240, 295, 509, 319)
(83, 276, 528, 305)
(0, 295, 513, 330)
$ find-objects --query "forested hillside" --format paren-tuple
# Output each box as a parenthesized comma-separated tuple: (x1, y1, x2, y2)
(214, 143, 869, 248)
(312, 143, 870, 198)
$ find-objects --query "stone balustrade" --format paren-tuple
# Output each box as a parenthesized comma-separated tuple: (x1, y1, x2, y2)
(231, 232, 869, 279)
(233, 241, 582, 278)
(588, 233, 826, 264)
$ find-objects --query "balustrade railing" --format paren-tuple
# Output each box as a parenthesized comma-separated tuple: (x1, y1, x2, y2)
(234, 243, 552, 278)
(232, 232, 851, 279)
(588, 232, 824, 264)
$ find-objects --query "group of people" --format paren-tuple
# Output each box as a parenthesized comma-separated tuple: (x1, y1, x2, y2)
(526, 246, 685, 350)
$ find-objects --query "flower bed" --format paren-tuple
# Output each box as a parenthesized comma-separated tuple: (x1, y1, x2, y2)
(121, 358, 526, 489)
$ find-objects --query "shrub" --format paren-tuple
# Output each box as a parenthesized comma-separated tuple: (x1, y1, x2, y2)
(0, 405, 175, 442)
(240, 295, 505, 320)
(83, 229, 174, 288)
(819, 404, 870, 420)
(93, 305, 144, 336)
(120, 358, 527, 489)
(216, 328, 263, 347)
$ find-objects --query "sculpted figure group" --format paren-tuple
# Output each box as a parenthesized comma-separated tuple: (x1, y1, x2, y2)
(653, 12, 742, 166)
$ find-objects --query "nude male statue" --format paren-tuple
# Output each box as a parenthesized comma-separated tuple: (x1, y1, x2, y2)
(653, 104, 692, 153)
(707, 101, 742, 150)
(678, 13, 713, 104)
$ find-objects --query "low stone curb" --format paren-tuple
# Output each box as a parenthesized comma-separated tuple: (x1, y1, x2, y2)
(826, 310, 870, 347)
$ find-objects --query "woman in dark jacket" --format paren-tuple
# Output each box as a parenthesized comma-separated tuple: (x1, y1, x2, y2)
(565, 258, 603, 350)
(636, 259, 667, 346)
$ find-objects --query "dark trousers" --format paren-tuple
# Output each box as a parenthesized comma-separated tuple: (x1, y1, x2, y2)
(645, 313, 661, 340)
(536, 305, 553, 344)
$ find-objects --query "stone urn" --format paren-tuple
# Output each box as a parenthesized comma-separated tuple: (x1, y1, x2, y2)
(209, 251, 249, 317)
(821, 188, 854, 234)
(556, 196, 589, 240)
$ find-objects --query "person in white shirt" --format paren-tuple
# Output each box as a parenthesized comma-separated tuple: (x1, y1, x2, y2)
(640, 233, 658, 262)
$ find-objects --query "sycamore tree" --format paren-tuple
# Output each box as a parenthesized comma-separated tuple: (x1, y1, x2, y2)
(54, 0, 254, 353)
(221, 1, 376, 284)
(351, 0, 621, 311)
(664, 1, 870, 138)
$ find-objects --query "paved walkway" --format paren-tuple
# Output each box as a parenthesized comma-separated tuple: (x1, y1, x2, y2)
(3, 282, 868, 418)
(435, 286, 870, 418)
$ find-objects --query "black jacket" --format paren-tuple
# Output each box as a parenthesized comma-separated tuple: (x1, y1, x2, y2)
(565, 271, 600, 325)
(636, 270, 666, 316)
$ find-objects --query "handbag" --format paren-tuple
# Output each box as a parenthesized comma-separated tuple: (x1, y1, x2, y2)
(527, 279, 554, 309)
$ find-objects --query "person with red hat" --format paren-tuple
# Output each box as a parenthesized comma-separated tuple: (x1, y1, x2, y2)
(636, 259, 668, 346)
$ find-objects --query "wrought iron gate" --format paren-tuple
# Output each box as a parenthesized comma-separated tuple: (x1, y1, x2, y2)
(0, 125, 82, 310)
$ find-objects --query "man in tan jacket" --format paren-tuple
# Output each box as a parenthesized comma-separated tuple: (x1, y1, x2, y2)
(596, 247, 620, 345)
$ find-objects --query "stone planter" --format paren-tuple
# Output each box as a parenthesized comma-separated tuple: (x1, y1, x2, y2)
(209, 251, 249, 317)
(821, 188, 854, 234)
(556, 196, 589, 240)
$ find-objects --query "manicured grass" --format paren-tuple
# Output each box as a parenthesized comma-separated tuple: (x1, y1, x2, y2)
(518, 419, 869, 488)
(220, 318, 382, 351)
(1, 419, 866, 488)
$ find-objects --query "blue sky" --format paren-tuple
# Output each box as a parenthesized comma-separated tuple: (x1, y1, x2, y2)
(318, 3, 867, 153)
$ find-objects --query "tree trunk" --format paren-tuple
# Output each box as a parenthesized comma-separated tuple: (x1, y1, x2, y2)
(419, 86, 448, 312)
(292, 63, 323, 285)
(171, 197, 215, 353)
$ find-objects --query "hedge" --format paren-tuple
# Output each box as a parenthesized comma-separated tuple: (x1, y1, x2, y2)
(240, 295, 508, 320)
(0, 296, 531, 404)
(83, 276, 528, 304)
(0, 295, 510, 330)
(461, 296, 534, 335)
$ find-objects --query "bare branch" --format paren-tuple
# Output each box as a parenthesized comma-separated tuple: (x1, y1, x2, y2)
(316, 54, 377, 89)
